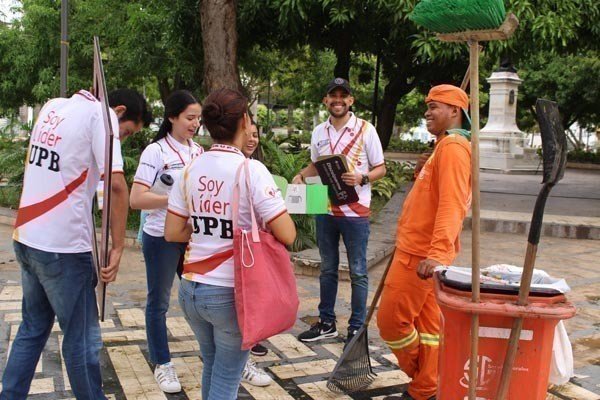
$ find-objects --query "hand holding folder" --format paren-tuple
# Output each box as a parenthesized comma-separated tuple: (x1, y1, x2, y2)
(314, 154, 359, 206)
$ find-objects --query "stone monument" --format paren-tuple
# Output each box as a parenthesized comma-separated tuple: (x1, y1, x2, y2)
(479, 61, 539, 173)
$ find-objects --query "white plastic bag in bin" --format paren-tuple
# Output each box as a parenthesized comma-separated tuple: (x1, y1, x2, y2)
(442, 264, 571, 293)
(549, 321, 574, 385)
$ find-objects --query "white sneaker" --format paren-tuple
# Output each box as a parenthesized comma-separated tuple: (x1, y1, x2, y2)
(154, 362, 182, 393)
(242, 359, 273, 387)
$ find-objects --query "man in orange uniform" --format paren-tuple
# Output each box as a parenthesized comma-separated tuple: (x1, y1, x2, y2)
(377, 84, 472, 400)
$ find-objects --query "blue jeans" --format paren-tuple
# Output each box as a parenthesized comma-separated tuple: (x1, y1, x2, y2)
(178, 279, 248, 400)
(142, 232, 186, 365)
(1, 241, 105, 400)
(316, 215, 370, 330)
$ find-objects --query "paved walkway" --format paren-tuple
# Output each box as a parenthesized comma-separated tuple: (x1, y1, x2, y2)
(1, 223, 599, 399)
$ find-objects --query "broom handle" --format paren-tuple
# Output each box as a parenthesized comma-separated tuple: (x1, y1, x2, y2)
(468, 40, 481, 400)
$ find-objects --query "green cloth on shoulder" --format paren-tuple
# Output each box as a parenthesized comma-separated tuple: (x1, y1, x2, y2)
(447, 128, 471, 141)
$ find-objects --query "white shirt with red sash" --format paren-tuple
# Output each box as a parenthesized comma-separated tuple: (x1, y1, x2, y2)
(310, 112, 384, 217)
(168, 144, 286, 288)
(14, 90, 123, 253)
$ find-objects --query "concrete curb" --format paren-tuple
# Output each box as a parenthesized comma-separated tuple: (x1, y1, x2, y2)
(464, 210, 600, 240)
(567, 162, 600, 171)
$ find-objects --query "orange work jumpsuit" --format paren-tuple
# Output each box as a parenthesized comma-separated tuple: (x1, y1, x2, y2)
(377, 133, 471, 400)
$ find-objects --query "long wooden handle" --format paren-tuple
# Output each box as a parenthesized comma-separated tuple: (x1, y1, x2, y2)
(468, 39, 481, 400)
(496, 183, 551, 399)
(460, 64, 471, 91)
(495, 245, 537, 399)
(364, 252, 395, 326)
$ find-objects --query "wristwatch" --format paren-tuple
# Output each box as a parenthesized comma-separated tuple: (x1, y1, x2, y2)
(360, 174, 370, 186)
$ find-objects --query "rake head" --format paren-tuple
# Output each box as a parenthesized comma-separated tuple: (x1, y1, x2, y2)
(326, 326, 377, 394)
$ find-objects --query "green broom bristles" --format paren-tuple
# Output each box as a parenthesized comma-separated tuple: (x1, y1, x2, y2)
(410, 0, 507, 33)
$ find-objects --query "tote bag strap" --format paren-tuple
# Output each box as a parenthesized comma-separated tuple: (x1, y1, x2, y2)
(232, 159, 260, 242)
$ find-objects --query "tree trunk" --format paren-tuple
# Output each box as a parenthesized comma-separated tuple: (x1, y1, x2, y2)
(376, 75, 414, 150)
(200, 0, 243, 94)
(158, 78, 172, 104)
(303, 106, 311, 134)
(287, 104, 294, 135)
(333, 27, 352, 80)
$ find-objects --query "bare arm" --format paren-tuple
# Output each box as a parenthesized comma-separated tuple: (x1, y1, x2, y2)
(267, 212, 296, 245)
(292, 162, 318, 184)
(130, 182, 168, 210)
(102, 172, 128, 282)
(164, 211, 192, 243)
(368, 163, 386, 182)
(341, 163, 387, 186)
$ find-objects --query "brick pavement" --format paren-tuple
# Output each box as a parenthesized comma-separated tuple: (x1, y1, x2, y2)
(1, 224, 599, 399)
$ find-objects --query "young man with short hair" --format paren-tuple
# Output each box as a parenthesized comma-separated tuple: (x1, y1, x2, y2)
(1, 89, 151, 400)
(377, 84, 472, 400)
(294, 78, 386, 345)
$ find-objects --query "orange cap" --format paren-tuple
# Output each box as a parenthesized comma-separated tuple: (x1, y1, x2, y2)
(426, 84, 469, 110)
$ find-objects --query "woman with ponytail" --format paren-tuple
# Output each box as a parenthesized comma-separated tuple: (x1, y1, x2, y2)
(130, 90, 203, 394)
(165, 89, 296, 399)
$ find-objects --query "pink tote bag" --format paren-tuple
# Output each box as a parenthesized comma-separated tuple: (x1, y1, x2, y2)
(232, 159, 299, 350)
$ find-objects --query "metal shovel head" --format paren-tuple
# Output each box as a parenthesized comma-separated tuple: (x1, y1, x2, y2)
(535, 99, 568, 185)
(326, 326, 376, 394)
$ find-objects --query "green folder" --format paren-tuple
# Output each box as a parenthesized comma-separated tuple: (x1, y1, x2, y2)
(272, 174, 328, 214)
(306, 184, 329, 214)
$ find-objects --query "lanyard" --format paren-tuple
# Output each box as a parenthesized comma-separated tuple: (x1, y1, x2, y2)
(326, 117, 359, 154)
(165, 135, 196, 165)
(327, 126, 348, 154)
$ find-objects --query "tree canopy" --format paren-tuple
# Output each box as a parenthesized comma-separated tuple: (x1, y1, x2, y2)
(0, 0, 598, 145)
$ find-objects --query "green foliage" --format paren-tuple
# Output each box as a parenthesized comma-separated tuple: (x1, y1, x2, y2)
(260, 135, 311, 181)
(387, 138, 430, 153)
(567, 149, 600, 165)
(371, 160, 414, 201)
(0, 122, 34, 208)
(519, 51, 600, 131)
(0, 0, 202, 108)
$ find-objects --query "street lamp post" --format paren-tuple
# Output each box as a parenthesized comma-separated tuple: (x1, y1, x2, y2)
(60, 0, 68, 97)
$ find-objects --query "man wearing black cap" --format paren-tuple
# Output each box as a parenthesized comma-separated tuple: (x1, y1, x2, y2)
(293, 78, 386, 345)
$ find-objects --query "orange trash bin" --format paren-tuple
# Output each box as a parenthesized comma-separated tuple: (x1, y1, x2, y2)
(433, 272, 576, 400)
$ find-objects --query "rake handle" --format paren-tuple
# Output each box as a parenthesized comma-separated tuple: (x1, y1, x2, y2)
(365, 240, 396, 326)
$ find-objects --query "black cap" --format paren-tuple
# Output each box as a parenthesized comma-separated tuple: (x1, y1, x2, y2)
(326, 78, 352, 95)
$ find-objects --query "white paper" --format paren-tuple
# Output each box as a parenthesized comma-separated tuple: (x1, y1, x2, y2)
(285, 184, 307, 214)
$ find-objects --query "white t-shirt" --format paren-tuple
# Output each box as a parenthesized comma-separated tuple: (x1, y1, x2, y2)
(133, 134, 203, 237)
(310, 113, 385, 217)
(13, 90, 124, 253)
(168, 144, 286, 288)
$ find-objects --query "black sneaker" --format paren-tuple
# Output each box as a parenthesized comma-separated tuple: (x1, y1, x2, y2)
(250, 343, 269, 356)
(344, 328, 359, 348)
(297, 321, 338, 342)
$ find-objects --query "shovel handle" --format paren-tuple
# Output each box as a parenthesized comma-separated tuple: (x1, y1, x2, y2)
(496, 183, 551, 398)
(528, 183, 551, 246)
